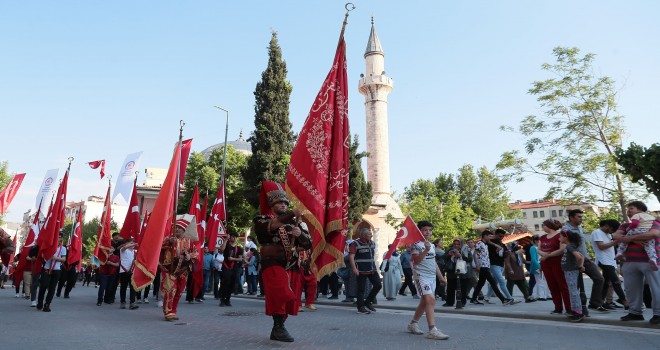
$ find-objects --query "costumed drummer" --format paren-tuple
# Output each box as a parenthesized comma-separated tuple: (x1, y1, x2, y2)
(254, 189, 311, 342)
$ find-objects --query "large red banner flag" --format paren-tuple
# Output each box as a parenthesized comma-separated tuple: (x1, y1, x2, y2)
(68, 206, 84, 266)
(93, 184, 113, 265)
(119, 178, 140, 240)
(0, 173, 26, 215)
(87, 160, 106, 179)
(132, 139, 182, 291)
(137, 211, 150, 245)
(383, 216, 425, 260)
(285, 33, 350, 278)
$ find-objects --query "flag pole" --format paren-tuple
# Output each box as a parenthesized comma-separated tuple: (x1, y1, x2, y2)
(171, 120, 185, 235)
(338, 3, 355, 46)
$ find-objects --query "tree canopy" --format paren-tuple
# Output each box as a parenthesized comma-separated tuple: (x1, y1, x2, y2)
(497, 47, 641, 218)
(615, 142, 660, 202)
(347, 134, 372, 228)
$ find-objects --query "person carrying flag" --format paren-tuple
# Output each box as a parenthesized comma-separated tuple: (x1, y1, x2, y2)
(160, 218, 197, 321)
(406, 220, 449, 340)
(254, 189, 311, 342)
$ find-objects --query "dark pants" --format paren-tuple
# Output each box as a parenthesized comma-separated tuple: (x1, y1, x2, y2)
(579, 259, 604, 308)
(212, 270, 222, 298)
(108, 272, 120, 303)
(56, 269, 69, 297)
(357, 273, 382, 308)
(471, 267, 506, 302)
(258, 270, 264, 295)
(247, 274, 258, 294)
(152, 270, 160, 299)
(318, 272, 339, 297)
(97, 274, 116, 304)
(119, 272, 137, 304)
(38, 270, 61, 307)
(446, 275, 469, 306)
(399, 268, 417, 296)
(57, 269, 78, 297)
(83, 273, 92, 286)
(506, 279, 530, 299)
(599, 263, 626, 303)
(220, 268, 237, 303)
(138, 284, 151, 300)
(30, 273, 40, 302)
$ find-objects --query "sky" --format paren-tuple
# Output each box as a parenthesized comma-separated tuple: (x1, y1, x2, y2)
(2, 1, 659, 224)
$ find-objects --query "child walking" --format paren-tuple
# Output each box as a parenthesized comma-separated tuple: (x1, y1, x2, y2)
(560, 229, 585, 323)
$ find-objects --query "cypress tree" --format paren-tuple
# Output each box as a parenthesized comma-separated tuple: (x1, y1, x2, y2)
(348, 135, 372, 227)
(243, 31, 294, 207)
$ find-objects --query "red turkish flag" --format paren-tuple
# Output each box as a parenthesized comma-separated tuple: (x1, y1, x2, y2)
(93, 183, 113, 265)
(0, 173, 26, 215)
(68, 207, 84, 266)
(206, 180, 227, 251)
(88, 160, 106, 179)
(188, 185, 204, 296)
(132, 137, 182, 291)
(119, 178, 140, 240)
(136, 211, 150, 245)
(34, 166, 70, 274)
(179, 139, 193, 185)
(383, 216, 425, 260)
(285, 34, 350, 278)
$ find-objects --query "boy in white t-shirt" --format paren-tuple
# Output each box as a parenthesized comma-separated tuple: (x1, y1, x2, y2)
(406, 220, 449, 340)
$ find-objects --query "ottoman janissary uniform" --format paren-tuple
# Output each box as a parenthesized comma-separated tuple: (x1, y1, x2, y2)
(160, 216, 197, 321)
(255, 187, 311, 342)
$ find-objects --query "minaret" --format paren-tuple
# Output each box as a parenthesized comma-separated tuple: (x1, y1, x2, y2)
(358, 18, 394, 204)
(357, 18, 403, 268)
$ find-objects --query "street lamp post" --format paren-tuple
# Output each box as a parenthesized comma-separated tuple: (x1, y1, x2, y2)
(213, 106, 230, 184)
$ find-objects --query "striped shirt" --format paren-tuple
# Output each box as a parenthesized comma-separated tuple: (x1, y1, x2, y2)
(620, 219, 660, 264)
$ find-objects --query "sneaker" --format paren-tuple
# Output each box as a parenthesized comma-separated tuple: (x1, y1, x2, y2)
(195, 299, 204, 303)
(569, 314, 584, 323)
(158, 300, 164, 307)
(484, 299, 496, 304)
(470, 300, 484, 305)
(129, 303, 139, 310)
(120, 303, 126, 309)
(143, 298, 149, 304)
(588, 305, 610, 312)
(426, 328, 449, 340)
(31, 300, 37, 307)
(96, 302, 102, 306)
(357, 306, 371, 314)
(137, 299, 142, 304)
(602, 303, 617, 310)
(15, 293, 19, 298)
(550, 310, 563, 315)
(305, 305, 317, 311)
(298, 306, 304, 312)
(412, 294, 420, 299)
(341, 298, 355, 303)
(620, 313, 644, 321)
(365, 303, 377, 312)
(407, 322, 424, 335)
(650, 316, 660, 325)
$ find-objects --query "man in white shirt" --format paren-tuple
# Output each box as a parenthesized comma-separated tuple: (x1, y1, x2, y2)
(118, 238, 140, 310)
(37, 235, 67, 312)
(591, 219, 628, 310)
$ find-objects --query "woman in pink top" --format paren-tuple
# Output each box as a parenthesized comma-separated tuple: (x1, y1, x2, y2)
(537, 219, 571, 314)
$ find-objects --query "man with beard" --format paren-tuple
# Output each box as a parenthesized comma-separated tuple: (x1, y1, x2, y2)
(254, 189, 311, 342)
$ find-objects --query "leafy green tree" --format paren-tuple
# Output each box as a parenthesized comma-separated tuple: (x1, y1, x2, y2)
(615, 143, 660, 202)
(180, 146, 253, 236)
(347, 135, 372, 229)
(243, 31, 295, 207)
(435, 192, 477, 245)
(497, 47, 640, 218)
(0, 161, 12, 225)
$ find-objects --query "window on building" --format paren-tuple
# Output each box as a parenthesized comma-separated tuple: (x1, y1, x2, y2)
(534, 224, 540, 231)
(552, 210, 557, 217)
(523, 212, 527, 218)
(539, 210, 545, 218)
(559, 209, 564, 217)
(533, 211, 538, 218)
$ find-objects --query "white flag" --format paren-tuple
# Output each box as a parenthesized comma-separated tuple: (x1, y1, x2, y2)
(35, 168, 59, 217)
(112, 151, 143, 204)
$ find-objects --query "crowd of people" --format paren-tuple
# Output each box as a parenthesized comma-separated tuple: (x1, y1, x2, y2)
(2, 199, 659, 343)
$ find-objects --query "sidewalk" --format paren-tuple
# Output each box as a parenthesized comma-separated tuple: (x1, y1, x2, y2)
(236, 280, 660, 330)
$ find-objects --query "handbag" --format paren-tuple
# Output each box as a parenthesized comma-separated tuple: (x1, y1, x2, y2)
(454, 259, 467, 274)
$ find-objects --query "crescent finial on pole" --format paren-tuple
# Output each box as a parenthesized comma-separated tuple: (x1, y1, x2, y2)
(339, 3, 355, 46)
